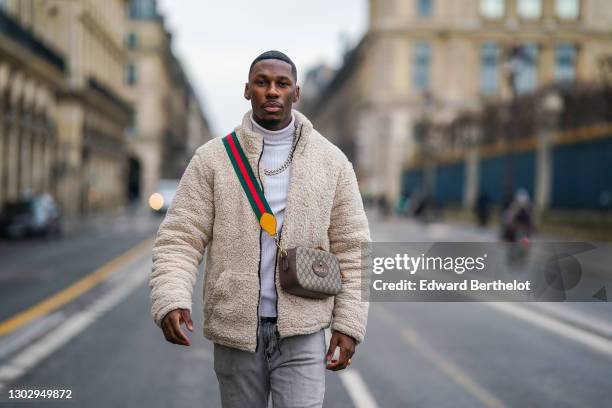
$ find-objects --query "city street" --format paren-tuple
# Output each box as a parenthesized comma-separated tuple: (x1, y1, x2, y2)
(1, 0, 611, 406)
(0, 211, 611, 407)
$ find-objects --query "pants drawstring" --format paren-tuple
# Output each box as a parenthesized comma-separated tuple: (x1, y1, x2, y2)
(261, 317, 282, 360)
(275, 327, 282, 356)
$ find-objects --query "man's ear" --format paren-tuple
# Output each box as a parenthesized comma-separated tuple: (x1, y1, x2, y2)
(292, 85, 301, 103)
(244, 82, 250, 100)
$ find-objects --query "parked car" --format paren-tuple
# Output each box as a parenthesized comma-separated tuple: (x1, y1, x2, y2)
(0, 194, 63, 239)
(148, 179, 180, 214)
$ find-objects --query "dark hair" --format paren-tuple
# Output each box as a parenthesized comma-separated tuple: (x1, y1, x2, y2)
(249, 50, 297, 81)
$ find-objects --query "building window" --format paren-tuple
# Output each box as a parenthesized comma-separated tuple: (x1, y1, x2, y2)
(417, 0, 432, 17)
(480, 43, 500, 95)
(515, 44, 538, 94)
(413, 42, 431, 91)
(555, 0, 579, 19)
(517, 0, 542, 19)
(555, 43, 577, 83)
(480, 0, 505, 19)
(126, 32, 137, 49)
(126, 63, 137, 86)
(128, 0, 157, 20)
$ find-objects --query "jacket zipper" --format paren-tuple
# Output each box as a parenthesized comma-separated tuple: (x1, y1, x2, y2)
(273, 227, 282, 330)
(257, 123, 304, 349)
(274, 124, 303, 338)
(255, 142, 265, 353)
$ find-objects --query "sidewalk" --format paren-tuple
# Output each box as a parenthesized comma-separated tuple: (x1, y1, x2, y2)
(440, 206, 612, 242)
(367, 205, 582, 243)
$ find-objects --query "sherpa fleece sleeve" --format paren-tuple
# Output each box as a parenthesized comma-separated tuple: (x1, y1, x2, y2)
(329, 159, 371, 345)
(149, 148, 214, 327)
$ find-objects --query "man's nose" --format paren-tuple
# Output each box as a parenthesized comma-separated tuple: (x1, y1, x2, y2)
(266, 84, 280, 98)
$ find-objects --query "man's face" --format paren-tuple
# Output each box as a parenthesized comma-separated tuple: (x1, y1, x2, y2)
(245, 59, 300, 130)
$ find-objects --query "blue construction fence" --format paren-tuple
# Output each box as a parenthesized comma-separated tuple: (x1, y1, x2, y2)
(401, 136, 612, 210)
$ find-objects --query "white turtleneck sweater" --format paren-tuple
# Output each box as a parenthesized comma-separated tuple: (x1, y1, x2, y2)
(250, 114, 295, 317)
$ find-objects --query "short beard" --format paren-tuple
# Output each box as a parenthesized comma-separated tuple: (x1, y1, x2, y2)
(253, 112, 290, 131)
(260, 117, 280, 127)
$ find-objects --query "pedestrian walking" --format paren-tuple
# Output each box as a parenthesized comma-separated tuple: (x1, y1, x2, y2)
(475, 191, 491, 227)
(149, 50, 371, 408)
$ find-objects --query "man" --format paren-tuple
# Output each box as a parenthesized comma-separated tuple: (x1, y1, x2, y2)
(149, 50, 370, 407)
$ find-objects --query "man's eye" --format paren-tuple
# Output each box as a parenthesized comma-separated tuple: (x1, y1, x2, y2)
(256, 80, 265, 85)
(279, 82, 289, 87)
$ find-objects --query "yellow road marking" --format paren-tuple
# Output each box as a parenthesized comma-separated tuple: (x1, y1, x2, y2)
(0, 237, 154, 336)
(377, 306, 507, 408)
(400, 328, 506, 408)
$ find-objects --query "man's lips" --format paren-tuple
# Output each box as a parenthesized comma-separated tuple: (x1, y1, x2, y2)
(263, 103, 282, 113)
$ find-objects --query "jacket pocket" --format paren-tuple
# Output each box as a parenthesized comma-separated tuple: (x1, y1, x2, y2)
(207, 271, 259, 338)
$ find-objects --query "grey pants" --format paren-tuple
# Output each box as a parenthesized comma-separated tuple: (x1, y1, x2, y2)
(213, 317, 326, 408)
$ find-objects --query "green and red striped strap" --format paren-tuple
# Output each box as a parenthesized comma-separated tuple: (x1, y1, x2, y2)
(222, 131, 277, 237)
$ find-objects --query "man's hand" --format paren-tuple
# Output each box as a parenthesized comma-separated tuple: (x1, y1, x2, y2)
(325, 330, 356, 371)
(161, 308, 193, 346)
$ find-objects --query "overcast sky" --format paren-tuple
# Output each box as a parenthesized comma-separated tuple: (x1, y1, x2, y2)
(157, 0, 368, 136)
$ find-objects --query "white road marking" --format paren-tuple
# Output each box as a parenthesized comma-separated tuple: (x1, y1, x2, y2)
(486, 302, 612, 359)
(0, 259, 149, 393)
(528, 303, 612, 339)
(338, 369, 380, 408)
(0, 312, 65, 361)
(324, 328, 379, 408)
(190, 348, 213, 362)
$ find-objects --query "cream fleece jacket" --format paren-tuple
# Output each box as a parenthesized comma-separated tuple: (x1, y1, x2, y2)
(149, 109, 371, 353)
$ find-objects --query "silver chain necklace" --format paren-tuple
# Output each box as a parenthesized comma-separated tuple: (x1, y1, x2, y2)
(263, 126, 298, 176)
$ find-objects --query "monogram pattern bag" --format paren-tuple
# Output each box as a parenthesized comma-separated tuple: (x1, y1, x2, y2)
(222, 131, 342, 299)
(280, 247, 342, 299)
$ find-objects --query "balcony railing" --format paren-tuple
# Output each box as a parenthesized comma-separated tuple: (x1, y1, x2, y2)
(0, 8, 65, 72)
(88, 77, 133, 115)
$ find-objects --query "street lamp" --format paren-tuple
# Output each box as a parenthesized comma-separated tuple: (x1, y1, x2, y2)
(418, 92, 435, 199)
(502, 45, 527, 204)
(534, 88, 563, 218)
(597, 55, 612, 88)
(504, 45, 524, 98)
(540, 89, 564, 129)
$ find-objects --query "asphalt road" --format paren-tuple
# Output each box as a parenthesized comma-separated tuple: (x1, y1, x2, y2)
(0, 209, 160, 323)
(0, 210, 611, 407)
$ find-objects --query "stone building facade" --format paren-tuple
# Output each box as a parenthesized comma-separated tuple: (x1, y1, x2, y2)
(302, 0, 612, 206)
(0, 5, 64, 208)
(0, 0, 212, 215)
(124, 0, 212, 205)
(0, 0, 133, 215)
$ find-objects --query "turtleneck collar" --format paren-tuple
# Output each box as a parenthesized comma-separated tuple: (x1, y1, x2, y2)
(250, 113, 295, 146)
(234, 109, 312, 159)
